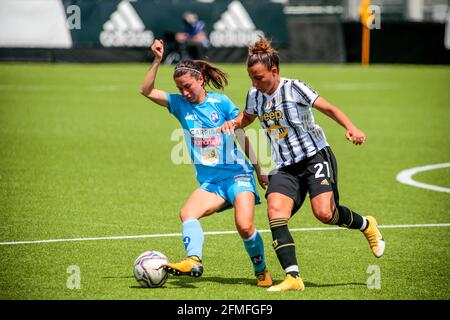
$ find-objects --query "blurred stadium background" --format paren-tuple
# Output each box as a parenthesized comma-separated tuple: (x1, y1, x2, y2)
(1, 0, 449, 64)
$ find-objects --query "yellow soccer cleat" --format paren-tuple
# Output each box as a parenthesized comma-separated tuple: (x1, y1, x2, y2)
(163, 256, 204, 277)
(363, 216, 385, 258)
(255, 269, 273, 287)
(267, 274, 305, 292)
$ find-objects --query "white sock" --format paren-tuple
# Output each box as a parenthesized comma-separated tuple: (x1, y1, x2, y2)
(285, 265, 299, 274)
(359, 217, 368, 231)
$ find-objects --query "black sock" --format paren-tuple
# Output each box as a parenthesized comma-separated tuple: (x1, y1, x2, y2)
(269, 218, 299, 277)
(327, 205, 365, 229)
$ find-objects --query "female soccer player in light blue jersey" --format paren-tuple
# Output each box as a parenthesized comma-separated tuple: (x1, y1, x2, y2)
(139, 39, 272, 287)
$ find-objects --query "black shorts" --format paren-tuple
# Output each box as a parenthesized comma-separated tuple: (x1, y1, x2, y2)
(266, 146, 339, 215)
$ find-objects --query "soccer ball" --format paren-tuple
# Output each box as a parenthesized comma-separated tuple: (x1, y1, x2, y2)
(133, 251, 169, 288)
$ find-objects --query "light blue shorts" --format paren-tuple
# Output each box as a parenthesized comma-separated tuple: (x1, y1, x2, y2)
(200, 173, 261, 212)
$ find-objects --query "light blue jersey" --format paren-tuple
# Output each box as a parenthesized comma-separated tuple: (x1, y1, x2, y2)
(167, 92, 253, 184)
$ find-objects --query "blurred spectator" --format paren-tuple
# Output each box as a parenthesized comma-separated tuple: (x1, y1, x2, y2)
(175, 11, 209, 60)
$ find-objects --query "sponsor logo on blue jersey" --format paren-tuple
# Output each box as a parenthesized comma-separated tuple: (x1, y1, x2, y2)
(185, 113, 198, 121)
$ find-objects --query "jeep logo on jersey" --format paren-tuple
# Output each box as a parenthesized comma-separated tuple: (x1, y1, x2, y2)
(262, 110, 282, 122)
(100, 0, 153, 47)
(210, 1, 265, 47)
(210, 111, 220, 124)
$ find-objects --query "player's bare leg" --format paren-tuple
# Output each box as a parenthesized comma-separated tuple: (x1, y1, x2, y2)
(164, 188, 226, 277)
(234, 191, 272, 287)
(311, 191, 385, 258)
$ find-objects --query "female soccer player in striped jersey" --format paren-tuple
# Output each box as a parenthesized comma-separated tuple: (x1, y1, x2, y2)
(221, 38, 385, 292)
(139, 39, 272, 287)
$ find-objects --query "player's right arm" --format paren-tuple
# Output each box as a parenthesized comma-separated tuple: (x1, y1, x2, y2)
(140, 39, 169, 108)
(221, 111, 256, 134)
(235, 128, 269, 189)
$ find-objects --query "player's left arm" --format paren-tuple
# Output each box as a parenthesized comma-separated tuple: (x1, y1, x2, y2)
(313, 96, 366, 145)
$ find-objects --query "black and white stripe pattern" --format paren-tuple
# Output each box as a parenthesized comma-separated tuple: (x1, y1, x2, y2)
(244, 78, 329, 168)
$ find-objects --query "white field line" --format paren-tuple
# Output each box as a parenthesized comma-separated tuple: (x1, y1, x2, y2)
(1, 223, 449, 246)
(396, 163, 450, 193)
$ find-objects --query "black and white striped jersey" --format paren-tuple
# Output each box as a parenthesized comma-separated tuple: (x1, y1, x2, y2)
(244, 77, 329, 169)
